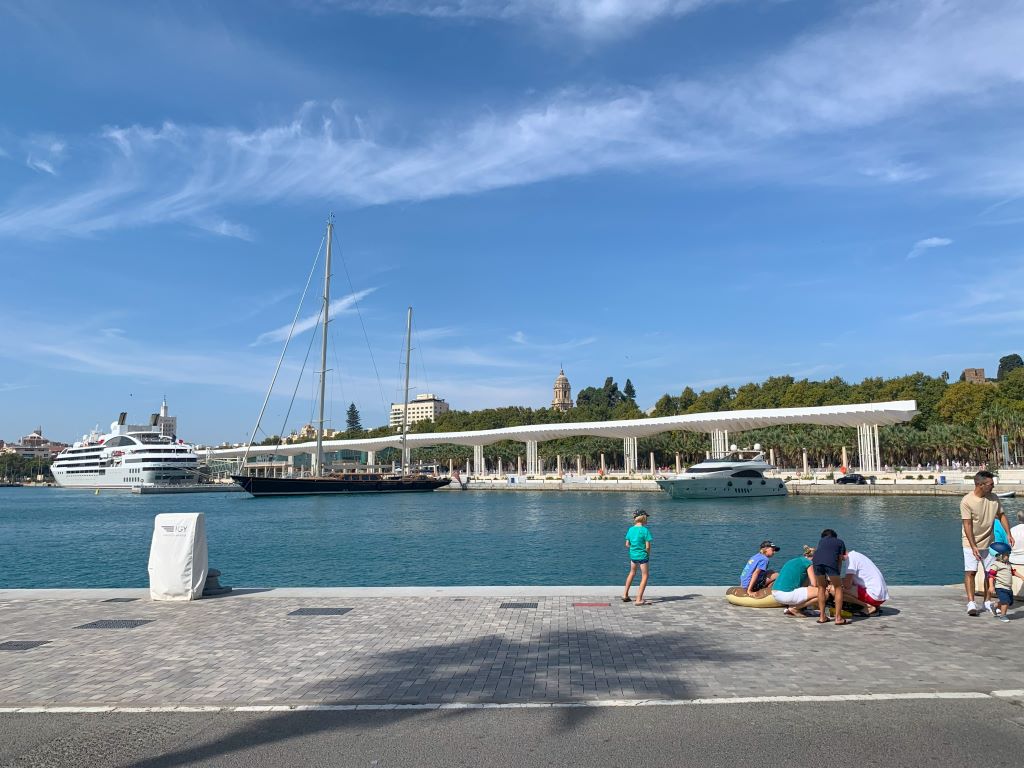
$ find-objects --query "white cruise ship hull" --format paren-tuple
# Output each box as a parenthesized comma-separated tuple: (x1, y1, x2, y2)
(656, 477, 788, 499)
(51, 464, 196, 489)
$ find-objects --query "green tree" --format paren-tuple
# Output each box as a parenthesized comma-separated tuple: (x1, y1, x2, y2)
(936, 381, 997, 426)
(999, 367, 1024, 402)
(997, 354, 1024, 381)
(345, 403, 363, 434)
(623, 379, 636, 401)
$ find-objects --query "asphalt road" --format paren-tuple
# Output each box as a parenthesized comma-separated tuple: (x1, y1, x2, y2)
(3, 699, 1024, 767)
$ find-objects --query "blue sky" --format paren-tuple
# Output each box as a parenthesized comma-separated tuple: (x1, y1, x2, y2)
(2, 0, 1023, 444)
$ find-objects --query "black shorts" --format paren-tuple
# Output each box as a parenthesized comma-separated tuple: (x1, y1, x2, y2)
(813, 563, 840, 578)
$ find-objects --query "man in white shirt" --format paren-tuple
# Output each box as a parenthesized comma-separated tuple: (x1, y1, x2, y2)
(841, 550, 889, 616)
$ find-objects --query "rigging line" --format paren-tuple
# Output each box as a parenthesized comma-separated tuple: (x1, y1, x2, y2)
(241, 233, 326, 468)
(332, 233, 389, 416)
(272, 308, 323, 463)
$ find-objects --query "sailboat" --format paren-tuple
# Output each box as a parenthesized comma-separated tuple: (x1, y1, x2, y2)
(231, 217, 451, 497)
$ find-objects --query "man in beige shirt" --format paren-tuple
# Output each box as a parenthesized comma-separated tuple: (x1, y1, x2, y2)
(961, 470, 1015, 615)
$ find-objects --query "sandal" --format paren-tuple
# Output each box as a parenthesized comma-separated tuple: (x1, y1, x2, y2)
(783, 608, 802, 617)
(834, 618, 851, 625)
(816, 617, 829, 624)
(636, 600, 653, 606)
(621, 597, 632, 602)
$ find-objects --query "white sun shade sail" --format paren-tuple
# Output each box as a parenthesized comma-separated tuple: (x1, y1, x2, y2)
(206, 400, 917, 458)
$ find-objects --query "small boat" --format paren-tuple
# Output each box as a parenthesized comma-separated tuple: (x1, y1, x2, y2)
(656, 446, 787, 500)
(996, 491, 1016, 499)
(232, 216, 450, 497)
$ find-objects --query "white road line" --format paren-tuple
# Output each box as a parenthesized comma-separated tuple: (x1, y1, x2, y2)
(2, 690, 1018, 714)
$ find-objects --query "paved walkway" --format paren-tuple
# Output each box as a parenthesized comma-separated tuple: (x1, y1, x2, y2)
(1, 586, 1021, 709)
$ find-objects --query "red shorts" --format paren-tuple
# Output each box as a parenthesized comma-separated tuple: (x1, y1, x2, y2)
(856, 585, 885, 608)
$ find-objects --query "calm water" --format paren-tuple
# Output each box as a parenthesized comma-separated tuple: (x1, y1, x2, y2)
(0, 487, 995, 588)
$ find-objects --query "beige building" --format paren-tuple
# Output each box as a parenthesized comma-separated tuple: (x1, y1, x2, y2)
(390, 393, 450, 429)
(962, 368, 986, 384)
(2, 428, 67, 459)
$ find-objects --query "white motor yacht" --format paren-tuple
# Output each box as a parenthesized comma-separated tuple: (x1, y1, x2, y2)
(656, 445, 787, 499)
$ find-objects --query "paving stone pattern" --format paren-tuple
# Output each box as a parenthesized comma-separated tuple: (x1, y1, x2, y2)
(0, 592, 1020, 707)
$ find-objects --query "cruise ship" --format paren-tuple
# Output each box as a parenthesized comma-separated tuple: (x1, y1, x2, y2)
(655, 445, 787, 500)
(51, 403, 200, 489)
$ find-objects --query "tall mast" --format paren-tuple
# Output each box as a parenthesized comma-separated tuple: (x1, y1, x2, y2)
(400, 306, 412, 477)
(315, 214, 333, 476)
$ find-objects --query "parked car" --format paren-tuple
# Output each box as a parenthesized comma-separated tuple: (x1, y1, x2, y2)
(835, 473, 867, 485)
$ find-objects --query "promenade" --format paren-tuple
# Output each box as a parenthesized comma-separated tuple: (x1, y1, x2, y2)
(2, 586, 1022, 710)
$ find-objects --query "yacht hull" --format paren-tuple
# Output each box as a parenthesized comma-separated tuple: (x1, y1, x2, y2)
(656, 478, 788, 500)
(232, 475, 451, 497)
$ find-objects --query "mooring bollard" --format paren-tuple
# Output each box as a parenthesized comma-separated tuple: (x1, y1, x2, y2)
(147, 512, 208, 601)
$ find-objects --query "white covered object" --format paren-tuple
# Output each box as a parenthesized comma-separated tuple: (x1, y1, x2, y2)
(148, 513, 208, 601)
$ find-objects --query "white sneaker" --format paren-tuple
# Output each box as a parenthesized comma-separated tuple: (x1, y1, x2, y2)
(967, 601, 979, 616)
(984, 600, 995, 615)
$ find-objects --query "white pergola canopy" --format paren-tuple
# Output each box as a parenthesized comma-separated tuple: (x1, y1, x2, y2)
(205, 400, 917, 459)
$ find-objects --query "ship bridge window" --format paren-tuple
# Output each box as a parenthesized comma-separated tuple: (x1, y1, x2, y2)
(105, 436, 136, 447)
(137, 434, 171, 444)
(730, 469, 763, 478)
(685, 467, 728, 474)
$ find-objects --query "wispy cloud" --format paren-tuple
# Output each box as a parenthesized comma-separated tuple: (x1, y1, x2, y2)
(254, 288, 377, 345)
(321, 0, 727, 40)
(0, 314, 279, 394)
(413, 326, 459, 342)
(24, 136, 66, 176)
(906, 236, 952, 260)
(1, 2, 1023, 240)
(197, 218, 255, 241)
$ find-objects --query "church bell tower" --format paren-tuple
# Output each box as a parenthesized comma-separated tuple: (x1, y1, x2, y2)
(552, 369, 572, 411)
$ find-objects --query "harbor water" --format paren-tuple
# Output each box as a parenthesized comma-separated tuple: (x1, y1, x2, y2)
(0, 487, 999, 588)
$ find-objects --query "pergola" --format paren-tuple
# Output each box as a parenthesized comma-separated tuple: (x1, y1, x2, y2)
(207, 399, 917, 476)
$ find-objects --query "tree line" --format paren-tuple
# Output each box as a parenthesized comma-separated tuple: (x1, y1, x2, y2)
(307, 355, 1024, 471)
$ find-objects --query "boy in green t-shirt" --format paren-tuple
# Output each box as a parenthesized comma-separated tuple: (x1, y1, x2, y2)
(623, 510, 653, 605)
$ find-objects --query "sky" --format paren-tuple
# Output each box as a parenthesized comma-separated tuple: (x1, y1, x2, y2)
(1, 0, 1024, 445)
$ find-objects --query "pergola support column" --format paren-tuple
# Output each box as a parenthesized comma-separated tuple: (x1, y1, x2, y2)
(623, 437, 638, 475)
(857, 423, 880, 473)
(526, 440, 539, 475)
(711, 429, 730, 458)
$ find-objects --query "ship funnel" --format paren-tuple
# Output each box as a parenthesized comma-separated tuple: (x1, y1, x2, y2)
(149, 413, 160, 426)
(118, 412, 127, 425)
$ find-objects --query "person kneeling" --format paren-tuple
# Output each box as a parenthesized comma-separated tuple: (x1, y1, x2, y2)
(841, 550, 889, 616)
(771, 546, 822, 617)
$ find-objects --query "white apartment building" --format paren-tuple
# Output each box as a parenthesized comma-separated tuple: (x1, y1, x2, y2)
(389, 393, 450, 429)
